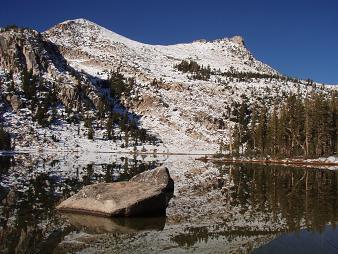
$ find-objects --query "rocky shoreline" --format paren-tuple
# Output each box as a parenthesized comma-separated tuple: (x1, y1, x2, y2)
(197, 155, 338, 169)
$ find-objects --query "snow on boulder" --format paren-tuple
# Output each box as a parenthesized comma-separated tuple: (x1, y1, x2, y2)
(56, 167, 174, 217)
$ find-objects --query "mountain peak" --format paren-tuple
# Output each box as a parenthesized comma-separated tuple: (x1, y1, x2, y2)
(53, 18, 110, 33)
(49, 18, 100, 32)
(45, 18, 277, 76)
(60, 18, 95, 26)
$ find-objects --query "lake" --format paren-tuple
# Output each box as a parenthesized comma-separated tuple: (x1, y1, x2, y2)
(1, 153, 338, 253)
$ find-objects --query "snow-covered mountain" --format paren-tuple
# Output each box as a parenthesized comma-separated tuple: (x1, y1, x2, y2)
(44, 18, 278, 80)
(0, 19, 335, 153)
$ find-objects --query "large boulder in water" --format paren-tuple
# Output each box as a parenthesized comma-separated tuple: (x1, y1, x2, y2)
(56, 167, 174, 217)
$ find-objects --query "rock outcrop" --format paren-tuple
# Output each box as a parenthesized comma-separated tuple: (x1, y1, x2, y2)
(57, 167, 174, 217)
(0, 27, 106, 112)
(230, 35, 245, 47)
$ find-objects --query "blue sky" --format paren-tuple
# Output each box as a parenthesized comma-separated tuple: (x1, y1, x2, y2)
(1, 0, 337, 84)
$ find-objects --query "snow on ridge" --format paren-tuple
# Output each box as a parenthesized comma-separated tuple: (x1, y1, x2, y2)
(44, 18, 278, 76)
(57, 18, 245, 48)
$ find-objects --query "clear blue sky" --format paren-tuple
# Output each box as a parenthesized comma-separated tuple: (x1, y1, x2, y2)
(1, 0, 337, 84)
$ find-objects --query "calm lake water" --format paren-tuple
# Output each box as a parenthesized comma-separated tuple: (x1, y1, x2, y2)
(1, 154, 338, 253)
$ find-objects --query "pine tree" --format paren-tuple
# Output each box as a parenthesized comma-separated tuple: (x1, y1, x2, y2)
(106, 115, 114, 140)
(237, 100, 250, 153)
(124, 130, 129, 147)
(304, 96, 314, 157)
(255, 106, 268, 156)
(120, 112, 129, 131)
(267, 106, 279, 157)
(97, 101, 107, 120)
(224, 92, 336, 158)
(0, 127, 11, 150)
(248, 105, 258, 153)
(35, 105, 48, 127)
(88, 126, 94, 140)
(84, 117, 93, 128)
(312, 93, 331, 156)
(85, 117, 94, 140)
(232, 125, 241, 156)
(21, 68, 36, 100)
(283, 94, 305, 156)
(329, 91, 338, 155)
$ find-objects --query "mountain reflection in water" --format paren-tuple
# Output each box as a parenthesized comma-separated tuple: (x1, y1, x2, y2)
(1, 154, 338, 253)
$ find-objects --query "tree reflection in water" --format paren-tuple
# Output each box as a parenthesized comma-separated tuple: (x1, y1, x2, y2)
(170, 163, 338, 251)
(0, 155, 160, 254)
(1, 158, 338, 253)
(225, 164, 338, 232)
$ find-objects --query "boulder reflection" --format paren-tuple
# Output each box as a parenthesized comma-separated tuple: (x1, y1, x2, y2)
(62, 213, 166, 234)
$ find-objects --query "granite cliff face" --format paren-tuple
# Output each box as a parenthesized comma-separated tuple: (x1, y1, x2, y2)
(0, 27, 106, 112)
(0, 29, 47, 74)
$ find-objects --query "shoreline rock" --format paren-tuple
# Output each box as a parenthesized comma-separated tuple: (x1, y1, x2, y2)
(57, 167, 174, 217)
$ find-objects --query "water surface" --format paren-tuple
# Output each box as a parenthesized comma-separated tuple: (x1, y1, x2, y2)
(1, 154, 338, 253)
